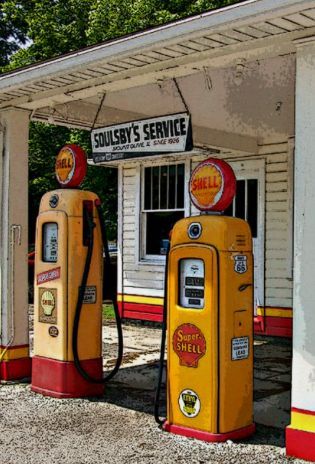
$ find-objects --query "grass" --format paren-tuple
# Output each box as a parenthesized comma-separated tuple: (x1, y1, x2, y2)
(102, 303, 115, 319)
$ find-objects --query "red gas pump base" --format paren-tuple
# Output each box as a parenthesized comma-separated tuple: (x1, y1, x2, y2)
(31, 355, 104, 398)
(163, 422, 256, 443)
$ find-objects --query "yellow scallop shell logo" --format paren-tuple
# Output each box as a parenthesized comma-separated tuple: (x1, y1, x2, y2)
(190, 163, 223, 209)
(55, 147, 75, 184)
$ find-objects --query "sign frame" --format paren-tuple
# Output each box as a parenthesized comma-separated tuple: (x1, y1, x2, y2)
(91, 112, 193, 163)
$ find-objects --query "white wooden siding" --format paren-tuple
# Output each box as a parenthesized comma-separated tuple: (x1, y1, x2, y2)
(118, 140, 293, 309)
(264, 141, 293, 308)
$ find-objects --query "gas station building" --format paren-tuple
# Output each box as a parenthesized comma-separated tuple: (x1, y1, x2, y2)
(0, 0, 315, 459)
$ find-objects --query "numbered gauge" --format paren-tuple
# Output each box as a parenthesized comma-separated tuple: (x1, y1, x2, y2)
(179, 258, 205, 309)
(42, 223, 58, 263)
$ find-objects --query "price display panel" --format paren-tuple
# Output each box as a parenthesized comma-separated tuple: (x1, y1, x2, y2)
(42, 223, 58, 263)
(179, 259, 205, 309)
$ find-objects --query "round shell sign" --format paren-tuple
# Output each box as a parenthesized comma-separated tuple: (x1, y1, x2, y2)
(189, 158, 236, 212)
(55, 144, 87, 188)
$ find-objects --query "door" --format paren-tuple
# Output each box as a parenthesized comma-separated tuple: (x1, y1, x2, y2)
(225, 160, 265, 314)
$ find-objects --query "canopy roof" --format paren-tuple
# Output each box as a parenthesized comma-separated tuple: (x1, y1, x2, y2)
(0, 0, 313, 156)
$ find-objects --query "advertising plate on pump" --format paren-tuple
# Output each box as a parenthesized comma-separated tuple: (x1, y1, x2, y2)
(179, 389, 201, 418)
(39, 288, 57, 324)
(173, 323, 206, 368)
(189, 158, 236, 212)
(55, 144, 87, 188)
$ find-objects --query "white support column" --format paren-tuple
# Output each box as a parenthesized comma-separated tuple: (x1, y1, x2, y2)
(286, 37, 315, 461)
(0, 108, 31, 380)
(117, 164, 123, 312)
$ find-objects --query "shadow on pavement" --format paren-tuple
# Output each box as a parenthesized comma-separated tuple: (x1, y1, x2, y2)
(90, 334, 292, 449)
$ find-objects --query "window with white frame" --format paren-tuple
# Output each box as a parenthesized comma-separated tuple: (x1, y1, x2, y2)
(141, 163, 185, 258)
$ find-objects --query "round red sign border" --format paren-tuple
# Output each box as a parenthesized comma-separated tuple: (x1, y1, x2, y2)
(189, 157, 236, 212)
(55, 144, 87, 188)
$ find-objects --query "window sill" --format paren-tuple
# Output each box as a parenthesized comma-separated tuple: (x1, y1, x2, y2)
(138, 257, 166, 267)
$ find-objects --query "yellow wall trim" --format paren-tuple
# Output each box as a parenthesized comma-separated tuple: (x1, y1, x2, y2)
(118, 294, 163, 306)
(290, 410, 315, 433)
(0, 346, 29, 361)
(256, 307, 293, 318)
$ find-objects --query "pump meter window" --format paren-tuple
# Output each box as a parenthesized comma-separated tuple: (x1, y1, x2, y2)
(42, 223, 58, 262)
(179, 259, 205, 309)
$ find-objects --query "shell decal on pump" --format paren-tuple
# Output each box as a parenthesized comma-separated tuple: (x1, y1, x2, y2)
(173, 323, 206, 367)
(39, 288, 57, 324)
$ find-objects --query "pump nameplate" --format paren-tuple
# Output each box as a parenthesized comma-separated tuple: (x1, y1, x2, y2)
(178, 389, 201, 418)
(234, 255, 247, 274)
(48, 326, 59, 338)
(38, 288, 57, 324)
(37, 267, 60, 285)
(173, 323, 206, 368)
(81, 286, 97, 304)
(232, 336, 249, 360)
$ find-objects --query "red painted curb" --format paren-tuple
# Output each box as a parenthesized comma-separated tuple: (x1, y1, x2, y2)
(286, 427, 315, 461)
(119, 302, 293, 337)
(0, 357, 32, 380)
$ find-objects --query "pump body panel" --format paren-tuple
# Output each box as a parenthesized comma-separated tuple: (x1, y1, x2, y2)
(165, 215, 254, 440)
(167, 244, 219, 432)
(32, 189, 104, 397)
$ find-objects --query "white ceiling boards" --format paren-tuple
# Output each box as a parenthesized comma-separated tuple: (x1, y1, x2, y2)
(0, 0, 312, 153)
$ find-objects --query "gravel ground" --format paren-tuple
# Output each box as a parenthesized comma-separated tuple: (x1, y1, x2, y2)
(1, 315, 306, 464)
(0, 380, 308, 464)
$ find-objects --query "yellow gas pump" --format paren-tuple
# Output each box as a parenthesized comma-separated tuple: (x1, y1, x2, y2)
(31, 145, 122, 398)
(155, 158, 255, 442)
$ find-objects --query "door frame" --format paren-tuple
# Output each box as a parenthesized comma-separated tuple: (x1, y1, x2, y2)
(229, 158, 265, 311)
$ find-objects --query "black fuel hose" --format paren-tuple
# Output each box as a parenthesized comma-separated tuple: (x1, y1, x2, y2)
(154, 241, 170, 426)
(96, 203, 123, 381)
(72, 203, 123, 384)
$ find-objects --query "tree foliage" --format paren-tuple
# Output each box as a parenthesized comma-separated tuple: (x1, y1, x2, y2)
(2, 0, 94, 69)
(87, 0, 243, 45)
(0, 0, 27, 67)
(1, 0, 244, 241)
(2, 0, 244, 70)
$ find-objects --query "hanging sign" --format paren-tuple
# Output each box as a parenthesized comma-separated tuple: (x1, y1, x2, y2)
(55, 144, 87, 188)
(91, 113, 192, 163)
(189, 158, 236, 212)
